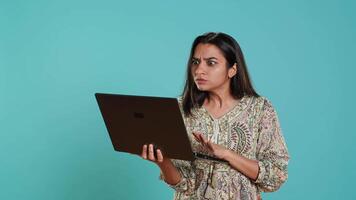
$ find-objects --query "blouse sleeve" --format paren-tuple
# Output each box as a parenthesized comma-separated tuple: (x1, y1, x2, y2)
(254, 98, 290, 192)
(158, 159, 196, 194)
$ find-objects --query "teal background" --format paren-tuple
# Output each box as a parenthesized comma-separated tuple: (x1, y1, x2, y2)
(1, 0, 355, 199)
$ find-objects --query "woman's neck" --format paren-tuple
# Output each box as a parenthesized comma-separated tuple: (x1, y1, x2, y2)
(206, 92, 237, 109)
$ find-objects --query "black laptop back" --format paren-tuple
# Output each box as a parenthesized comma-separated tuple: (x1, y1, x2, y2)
(95, 93, 195, 161)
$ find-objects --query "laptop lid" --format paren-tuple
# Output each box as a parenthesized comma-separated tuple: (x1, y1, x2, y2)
(95, 93, 195, 161)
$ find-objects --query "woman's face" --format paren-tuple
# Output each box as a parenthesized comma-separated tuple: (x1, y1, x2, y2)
(191, 43, 236, 92)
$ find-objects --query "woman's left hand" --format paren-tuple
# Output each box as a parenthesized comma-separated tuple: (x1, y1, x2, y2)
(192, 132, 230, 160)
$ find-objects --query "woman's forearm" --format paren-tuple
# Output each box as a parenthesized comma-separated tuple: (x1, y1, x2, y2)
(192, 132, 259, 180)
(157, 159, 182, 185)
(224, 150, 259, 181)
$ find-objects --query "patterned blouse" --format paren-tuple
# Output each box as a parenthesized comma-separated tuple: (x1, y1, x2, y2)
(159, 95, 289, 200)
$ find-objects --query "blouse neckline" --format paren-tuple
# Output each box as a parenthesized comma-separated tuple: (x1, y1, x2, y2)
(200, 95, 248, 121)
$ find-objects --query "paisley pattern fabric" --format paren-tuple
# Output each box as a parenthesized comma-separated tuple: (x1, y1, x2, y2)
(159, 95, 289, 200)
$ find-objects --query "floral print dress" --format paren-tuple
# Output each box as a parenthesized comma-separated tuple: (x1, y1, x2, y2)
(159, 95, 289, 200)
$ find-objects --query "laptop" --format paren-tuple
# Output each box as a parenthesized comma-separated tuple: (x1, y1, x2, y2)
(95, 93, 228, 163)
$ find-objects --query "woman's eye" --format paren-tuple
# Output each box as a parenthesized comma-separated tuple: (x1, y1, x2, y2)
(207, 61, 216, 66)
(191, 60, 199, 65)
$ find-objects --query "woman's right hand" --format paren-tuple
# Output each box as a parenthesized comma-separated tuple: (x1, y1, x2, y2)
(141, 144, 182, 185)
(141, 144, 165, 164)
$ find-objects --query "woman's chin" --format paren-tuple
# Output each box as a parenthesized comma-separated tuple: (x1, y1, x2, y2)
(197, 86, 209, 91)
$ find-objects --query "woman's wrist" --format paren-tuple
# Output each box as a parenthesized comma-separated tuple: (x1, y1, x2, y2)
(156, 158, 182, 185)
(223, 149, 236, 163)
(156, 158, 172, 168)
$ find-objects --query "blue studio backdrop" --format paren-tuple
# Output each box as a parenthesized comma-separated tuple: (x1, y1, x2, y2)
(1, 0, 355, 199)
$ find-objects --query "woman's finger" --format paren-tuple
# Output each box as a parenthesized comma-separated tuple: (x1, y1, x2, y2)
(192, 132, 198, 139)
(148, 144, 156, 161)
(156, 149, 164, 162)
(141, 144, 147, 159)
(199, 133, 208, 144)
(193, 132, 202, 143)
(196, 133, 210, 149)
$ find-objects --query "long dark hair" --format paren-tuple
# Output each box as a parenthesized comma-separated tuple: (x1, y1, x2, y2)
(181, 32, 259, 116)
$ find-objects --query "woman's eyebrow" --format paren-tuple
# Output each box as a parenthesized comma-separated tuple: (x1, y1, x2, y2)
(192, 57, 218, 60)
(203, 57, 218, 60)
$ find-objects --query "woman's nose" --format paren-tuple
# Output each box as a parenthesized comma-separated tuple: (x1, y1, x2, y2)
(194, 64, 206, 75)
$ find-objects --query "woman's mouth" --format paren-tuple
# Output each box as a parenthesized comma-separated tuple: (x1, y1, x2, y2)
(196, 78, 207, 84)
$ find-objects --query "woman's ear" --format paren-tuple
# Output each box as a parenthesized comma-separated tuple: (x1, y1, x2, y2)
(228, 63, 237, 78)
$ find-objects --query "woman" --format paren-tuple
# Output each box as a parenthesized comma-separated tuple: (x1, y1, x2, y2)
(141, 32, 289, 200)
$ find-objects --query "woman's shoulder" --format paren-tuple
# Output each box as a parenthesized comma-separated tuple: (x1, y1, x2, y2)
(176, 95, 200, 119)
(176, 95, 184, 108)
(176, 95, 185, 114)
(244, 95, 277, 112)
(252, 96, 280, 119)
(177, 95, 183, 102)
(247, 95, 274, 104)
(245, 95, 265, 105)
